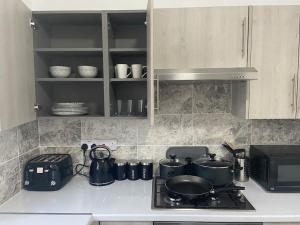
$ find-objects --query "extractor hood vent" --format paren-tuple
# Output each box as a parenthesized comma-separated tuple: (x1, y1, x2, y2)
(155, 67, 258, 81)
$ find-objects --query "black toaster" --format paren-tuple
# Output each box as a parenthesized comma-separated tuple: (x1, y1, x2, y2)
(23, 154, 73, 191)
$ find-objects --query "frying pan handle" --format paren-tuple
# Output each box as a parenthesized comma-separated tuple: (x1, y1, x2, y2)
(211, 186, 245, 194)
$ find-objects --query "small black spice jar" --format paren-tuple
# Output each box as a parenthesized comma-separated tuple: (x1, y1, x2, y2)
(127, 160, 140, 180)
(140, 160, 153, 180)
(113, 160, 127, 181)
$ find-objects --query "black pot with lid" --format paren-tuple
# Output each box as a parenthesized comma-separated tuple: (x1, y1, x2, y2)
(159, 154, 186, 179)
(193, 153, 234, 186)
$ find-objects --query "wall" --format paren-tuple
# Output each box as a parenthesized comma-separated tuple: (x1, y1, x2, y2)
(0, 121, 39, 205)
(1, 82, 300, 205)
(21, 0, 300, 11)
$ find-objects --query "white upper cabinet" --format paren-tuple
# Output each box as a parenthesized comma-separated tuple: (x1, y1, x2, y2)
(153, 6, 249, 69)
(248, 6, 300, 119)
(0, 0, 35, 130)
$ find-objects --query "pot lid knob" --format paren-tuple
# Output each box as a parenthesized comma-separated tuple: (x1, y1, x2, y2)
(169, 154, 177, 160)
(208, 153, 216, 161)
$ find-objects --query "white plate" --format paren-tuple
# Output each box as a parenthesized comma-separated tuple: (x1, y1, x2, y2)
(52, 111, 88, 116)
(53, 102, 85, 108)
(51, 107, 88, 112)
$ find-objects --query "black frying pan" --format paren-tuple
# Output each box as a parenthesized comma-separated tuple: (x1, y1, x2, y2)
(165, 175, 245, 200)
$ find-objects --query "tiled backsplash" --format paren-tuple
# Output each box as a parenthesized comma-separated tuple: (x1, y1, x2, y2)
(0, 121, 39, 205)
(1, 82, 300, 204)
(38, 82, 300, 162)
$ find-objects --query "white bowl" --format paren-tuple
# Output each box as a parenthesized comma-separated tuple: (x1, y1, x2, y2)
(49, 66, 71, 78)
(78, 66, 98, 78)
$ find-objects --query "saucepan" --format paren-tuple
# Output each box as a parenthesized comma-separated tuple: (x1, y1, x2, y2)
(192, 153, 235, 186)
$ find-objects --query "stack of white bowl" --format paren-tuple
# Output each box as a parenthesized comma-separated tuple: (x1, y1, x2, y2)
(51, 102, 88, 116)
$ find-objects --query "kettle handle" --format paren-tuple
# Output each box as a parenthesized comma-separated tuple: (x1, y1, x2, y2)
(89, 144, 111, 160)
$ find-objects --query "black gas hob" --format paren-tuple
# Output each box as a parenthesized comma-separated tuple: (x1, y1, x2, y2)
(152, 177, 255, 210)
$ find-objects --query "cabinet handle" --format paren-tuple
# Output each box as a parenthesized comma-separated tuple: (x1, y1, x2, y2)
(154, 77, 160, 111)
(291, 74, 296, 109)
(34, 104, 41, 111)
(30, 19, 38, 30)
(241, 17, 247, 58)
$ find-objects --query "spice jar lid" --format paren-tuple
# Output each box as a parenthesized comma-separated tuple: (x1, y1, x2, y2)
(140, 160, 153, 166)
(128, 160, 139, 166)
(114, 160, 127, 166)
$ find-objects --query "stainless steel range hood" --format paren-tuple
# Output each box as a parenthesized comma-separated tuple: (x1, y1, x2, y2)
(155, 67, 258, 81)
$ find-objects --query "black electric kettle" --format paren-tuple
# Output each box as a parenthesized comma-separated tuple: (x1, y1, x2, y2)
(89, 144, 115, 186)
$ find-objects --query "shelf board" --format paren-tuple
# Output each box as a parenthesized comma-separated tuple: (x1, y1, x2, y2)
(38, 115, 146, 119)
(109, 48, 147, 54)
(35, 48, 103, 55)
(37, 78, 104, 82)
(110, 78, 147, 82)
(38, 115, 105, 119)
(110, 116, 147, 119)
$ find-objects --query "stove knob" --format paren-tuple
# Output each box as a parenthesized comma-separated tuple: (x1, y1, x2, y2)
(50, 180, 56, 186)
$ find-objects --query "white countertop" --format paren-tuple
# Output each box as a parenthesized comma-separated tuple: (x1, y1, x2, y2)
(1, 176, 300, 223)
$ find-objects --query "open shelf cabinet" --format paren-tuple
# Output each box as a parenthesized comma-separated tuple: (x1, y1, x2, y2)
(32, 11, 148, 118)
(36, 82, 104, 117)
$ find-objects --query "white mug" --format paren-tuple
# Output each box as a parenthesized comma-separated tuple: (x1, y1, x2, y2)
(131, 64, 147, 79)
(115, 64, 131, 79)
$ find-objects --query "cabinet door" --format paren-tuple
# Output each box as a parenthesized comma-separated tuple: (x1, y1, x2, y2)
(297, 10, 300, 118)
(249, 6, 300, 119)
(153, 7, 248, 69)
(0, 0, 35, 130)
(147, 0, 155, 125)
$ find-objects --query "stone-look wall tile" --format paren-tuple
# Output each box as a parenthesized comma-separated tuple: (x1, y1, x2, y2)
(19, 148, 40, 176)
(193, 114, 250, 145)
(193, 81, 231, 113)
(0, 158, 21, 205)
(39, 119, 81, 147)
(82, 119, 138, 146)
(0, 158, 20, 179)
(17, 120, 39, 155)
(137, 146, 154, 160)
(158, 83, 193, 114)
(251, 120, 300, 144)
(0, 128, 18, 163)
(137, 145, 169, 161)
(0, 174, 20, 205)
(138, 115, 193, 146)
(40, 146, 56, 154)
(112, 146, 137, 160)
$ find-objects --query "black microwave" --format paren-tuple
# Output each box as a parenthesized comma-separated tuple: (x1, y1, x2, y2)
(250, 145, 300, 192)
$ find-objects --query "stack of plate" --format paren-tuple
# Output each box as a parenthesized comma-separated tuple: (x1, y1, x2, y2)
(51, 102, 88, 116)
